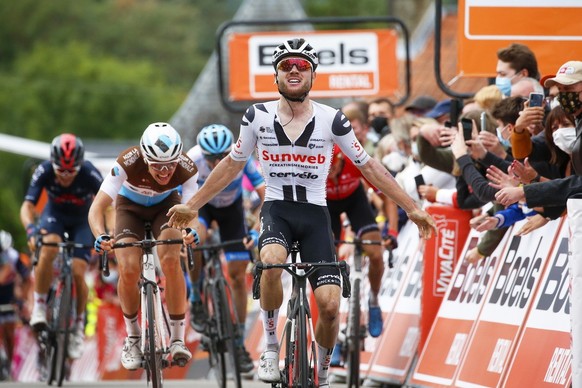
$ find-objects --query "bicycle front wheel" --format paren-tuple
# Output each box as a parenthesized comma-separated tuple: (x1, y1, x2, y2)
(145, 283, 163, 388)
(346, 277, 361, 388)
(53, 276, 72, 387)
(215, 280, 242, 388)
(286, 298, 310, 388)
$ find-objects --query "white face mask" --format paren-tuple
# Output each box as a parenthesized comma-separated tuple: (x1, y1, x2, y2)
(382, 151, 408, 173)
(552, 127, 577, 155)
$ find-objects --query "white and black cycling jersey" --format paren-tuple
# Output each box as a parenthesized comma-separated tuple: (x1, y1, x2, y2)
(231, 100, 370, 206)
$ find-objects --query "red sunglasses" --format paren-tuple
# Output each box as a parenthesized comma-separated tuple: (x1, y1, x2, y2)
(277, 58, 312, 72)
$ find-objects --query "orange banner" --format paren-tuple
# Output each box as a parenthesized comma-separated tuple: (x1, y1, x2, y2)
(228, 30, 399, 101)
(458, 0, 582, 78)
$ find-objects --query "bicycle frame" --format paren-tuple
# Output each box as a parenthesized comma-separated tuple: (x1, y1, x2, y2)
(252, 245, 350, 388)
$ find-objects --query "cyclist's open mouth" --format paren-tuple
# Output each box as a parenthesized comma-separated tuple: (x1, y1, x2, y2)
(154, 171, 172, 183)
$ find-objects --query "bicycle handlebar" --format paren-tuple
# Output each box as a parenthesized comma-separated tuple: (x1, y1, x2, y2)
(33, 235, 93, 267)
(335, 238, 395, 269)
(100, 238, 193, 278)
(252, 260, 351, 300)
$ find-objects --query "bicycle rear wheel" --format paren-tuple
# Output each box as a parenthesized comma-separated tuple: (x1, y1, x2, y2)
(145, 283, 163, 388)
(215, 281, 242, 388)
(53, 276, 72, 387)
(346, 278, 361, 388)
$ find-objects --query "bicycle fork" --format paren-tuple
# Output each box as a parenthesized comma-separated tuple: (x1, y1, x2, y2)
(141, 252, 168, 358)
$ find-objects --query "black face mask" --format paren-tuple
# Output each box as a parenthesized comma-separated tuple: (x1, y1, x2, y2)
(370, 116, 389, 134)
(558, 91, 582, 116)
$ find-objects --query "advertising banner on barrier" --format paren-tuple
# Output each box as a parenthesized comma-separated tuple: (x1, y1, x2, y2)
(365, 226, 423, 385)
(454, 218, 561, 387)
(502, 218, 571, 387)
(330, 220, 420, 382)
(410, 229, 506, 387)
(420, 205, 472, 352)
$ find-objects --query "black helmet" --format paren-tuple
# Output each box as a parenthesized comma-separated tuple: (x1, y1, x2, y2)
(272, 38, 318, 71)
(50, 133, 84, 169)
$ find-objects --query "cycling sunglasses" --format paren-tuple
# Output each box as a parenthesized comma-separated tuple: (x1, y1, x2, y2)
(52, 163, 80, 176)
(146, 160, 178, 172)
(277, 58, 312, 72)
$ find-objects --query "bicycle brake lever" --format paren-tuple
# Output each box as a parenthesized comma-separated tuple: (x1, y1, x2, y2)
(252, 262, 264, 300)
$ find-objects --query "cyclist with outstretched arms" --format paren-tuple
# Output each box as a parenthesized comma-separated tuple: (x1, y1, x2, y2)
(20, 134, 102, 360)
(87, 123, 200, 370)
(168, 38, 436, 388)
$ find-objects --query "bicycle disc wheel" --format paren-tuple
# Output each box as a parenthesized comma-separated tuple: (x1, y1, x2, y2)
(54, 276, 72, 387)
(346, 278, 361, 388)
(216, 281, 242, 388)
(205, 281, 226, 388)
(145, 283, 163, 388)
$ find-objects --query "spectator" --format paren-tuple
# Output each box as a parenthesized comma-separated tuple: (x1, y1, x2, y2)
(495, 43, 540, 96)
(404, 95, 437, 117)
(368, 97, 395, 138)
(425, 99, 452, 124)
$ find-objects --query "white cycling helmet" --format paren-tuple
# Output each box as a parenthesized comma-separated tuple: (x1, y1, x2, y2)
(140, 122, 183, 163)
(272, 38, 318, 71)
(0, 230, 13, 252)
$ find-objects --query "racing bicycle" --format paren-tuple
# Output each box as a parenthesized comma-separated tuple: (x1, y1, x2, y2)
(190, 239, 248, 388)
(100, 222, 193, 388)
(252, 242, 351, 388)
(34, 234, 93, 387)
(335, 238, 385, 388)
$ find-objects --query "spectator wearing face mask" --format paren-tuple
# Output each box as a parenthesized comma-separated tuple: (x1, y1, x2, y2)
(368, 97, 395, 139)
(493, 61, 582, 387)
(495, 43, 540, 97)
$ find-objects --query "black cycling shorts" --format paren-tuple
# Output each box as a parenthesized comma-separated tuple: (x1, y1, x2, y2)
(258, 200, 340, 290)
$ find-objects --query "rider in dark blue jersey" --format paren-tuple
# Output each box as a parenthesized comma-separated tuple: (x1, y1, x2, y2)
(20, 133, 103, 360)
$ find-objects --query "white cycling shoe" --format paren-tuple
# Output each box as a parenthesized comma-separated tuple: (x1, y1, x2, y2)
(67, 327, 85, 359)
(170, 340, 192, 365)
(30, 305, 48, 331)
(258, 349, 280, 382)
(121, 336, 143, 370)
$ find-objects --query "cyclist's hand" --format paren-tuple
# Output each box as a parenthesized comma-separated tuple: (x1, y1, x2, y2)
(243, 229, 259, 249)
(183, 228, 200, 246)
(25, 223, 38, 252)
(95, 233, 112, 253)
(382, 229, 398, 250)
(407, 209, 437, 240)
(167, 204, 197, 229)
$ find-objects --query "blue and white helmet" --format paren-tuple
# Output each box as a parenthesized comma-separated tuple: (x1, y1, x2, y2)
(140, 122, 183, 162)
(197, 124, 234, 155)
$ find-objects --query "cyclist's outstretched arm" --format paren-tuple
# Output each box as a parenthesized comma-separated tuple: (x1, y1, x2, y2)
(358, 158, 436, 240)
(168, 157, 246, 228)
